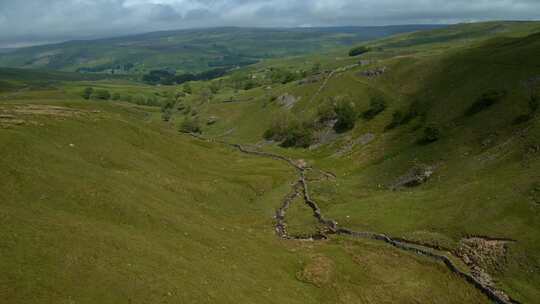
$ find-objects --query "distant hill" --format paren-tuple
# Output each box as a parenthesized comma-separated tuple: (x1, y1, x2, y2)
(0, 25, 444, 74)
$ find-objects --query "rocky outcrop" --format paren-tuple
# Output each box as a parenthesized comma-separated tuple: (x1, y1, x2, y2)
(333, 133, 376, 157)
(359, 66, 388, 79)
(390, 164, 435, 190)
(276, 94, 299, 109)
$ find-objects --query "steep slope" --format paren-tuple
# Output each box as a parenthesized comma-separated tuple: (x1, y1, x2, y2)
(185, 28, 540, 302)
(0, 88, 490, 303)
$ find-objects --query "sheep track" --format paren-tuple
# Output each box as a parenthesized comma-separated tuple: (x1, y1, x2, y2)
(185, 132, 519, 304)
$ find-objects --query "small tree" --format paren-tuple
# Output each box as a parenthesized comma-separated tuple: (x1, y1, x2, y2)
(179, 117, 201, 134)
(82, 87, 93, 100)
(349, 46, 370, 57)
(385, 110, 404, 131)
(92, 89, 111, 100)
(422, 124, 441, 143)
(334, 101, 358, 133)
(183, 83, 193, 94)
(161, 99, 176, 122)
(209, 82, 220, 94)
(363, 96, 387, 120)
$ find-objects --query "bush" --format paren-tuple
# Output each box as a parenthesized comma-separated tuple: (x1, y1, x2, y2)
(362, 96, 386, 120)
(179, 118, 201, 134)
(385, 110, 404, 131)
(264, 114, 315, 148)
(465, 89, 507, 116)
(349, 46, 370, 57)
(317, 101, 337, 123)
(161, 99, 176, 122)
(422, 124, 441, 143)
(91, 89, 111, 100)
(183, 83, 192, 94)
(281, 126, 314, 148)
(401, 99, 424, 124)
(81, 87, 93, 100)
(334, 101, 358, 133)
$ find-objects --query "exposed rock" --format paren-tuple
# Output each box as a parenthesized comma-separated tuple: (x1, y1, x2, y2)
(359, 60, 375, 66)
(456, 237, 514, 303)
(207, 116, 219, 125)
(359, 66, 388, 79)
(390, 164, 434, 190)
(333, 133, 376, 157)
(276, 93, 300, 109)
(298, 73, 326, 85)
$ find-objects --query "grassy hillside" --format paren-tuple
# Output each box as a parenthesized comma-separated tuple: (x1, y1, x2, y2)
(2, 21, 540, 303)
(0, 25, 442, 74)
(164, 22, 540, 302)
(0, 86, 488, 303)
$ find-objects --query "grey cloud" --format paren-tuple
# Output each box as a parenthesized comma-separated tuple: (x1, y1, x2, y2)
(1, 0, 540, 47)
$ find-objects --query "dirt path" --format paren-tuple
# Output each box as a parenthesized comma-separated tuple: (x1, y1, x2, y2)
(186, 132, 517, 304)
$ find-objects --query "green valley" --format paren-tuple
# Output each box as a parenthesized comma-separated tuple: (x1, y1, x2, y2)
(2, 19, 540, 304)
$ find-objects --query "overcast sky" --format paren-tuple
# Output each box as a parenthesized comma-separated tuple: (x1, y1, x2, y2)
(1, 0, 539, 47)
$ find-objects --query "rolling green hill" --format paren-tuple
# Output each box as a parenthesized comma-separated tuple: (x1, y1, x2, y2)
(0, 25, 442, 74)
(2, 21, 540, 303)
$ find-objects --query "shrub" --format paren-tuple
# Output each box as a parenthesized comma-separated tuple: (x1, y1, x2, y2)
(362, 96, 387, 120)
(183, 83, 192, 94)
(422, 124, 441, 143)
(91, 89, 111, 100)
(385, 110, 404, 131)
(264, 114, 315, 148)
(334, 101, 358, 133)
(401, 99, 424, 124)
(317, 101, 337, 123)
(179, 118, 201, 134)
(465, 89, 507, 116)
(161, 99, 176, 122)
(349, 46, 370, 57)
(133, 94, 146, 105)
(81, 87, 93, 100)
(281, 126, 314, 148)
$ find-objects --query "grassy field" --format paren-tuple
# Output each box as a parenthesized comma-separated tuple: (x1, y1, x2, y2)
(2, 21, 540, 303)
(0, 84, 489, 303)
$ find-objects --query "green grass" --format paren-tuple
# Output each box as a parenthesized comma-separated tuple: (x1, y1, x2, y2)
(3, 21, 540, 303)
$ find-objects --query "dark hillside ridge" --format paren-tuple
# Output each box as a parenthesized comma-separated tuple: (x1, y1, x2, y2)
(0, 25, 445, 74)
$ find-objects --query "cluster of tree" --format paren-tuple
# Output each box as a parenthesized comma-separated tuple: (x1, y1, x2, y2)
(362, 96, 387, 120)
(81, 87, 111, 100)
(263, 114, 315, 148)
(179, 117, 201, 134)
(264, 97, 366, 148)
(385, 99, 426, 131)
(142, 68, 229, 86)
(77, 63, 135, 74)
(349, 46, 370, 57)
(465, 89, 508, 117)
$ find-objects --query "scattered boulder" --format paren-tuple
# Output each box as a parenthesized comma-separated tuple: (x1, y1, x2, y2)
(359, 66, 388, 79)
(206, 116, 219, 125)
(276, 93, 300, 109)
(390, 164, 434, 190)
(456, 237, 514, 302)
(333, 133, 376, 157)
(298, 73, 326, 85)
